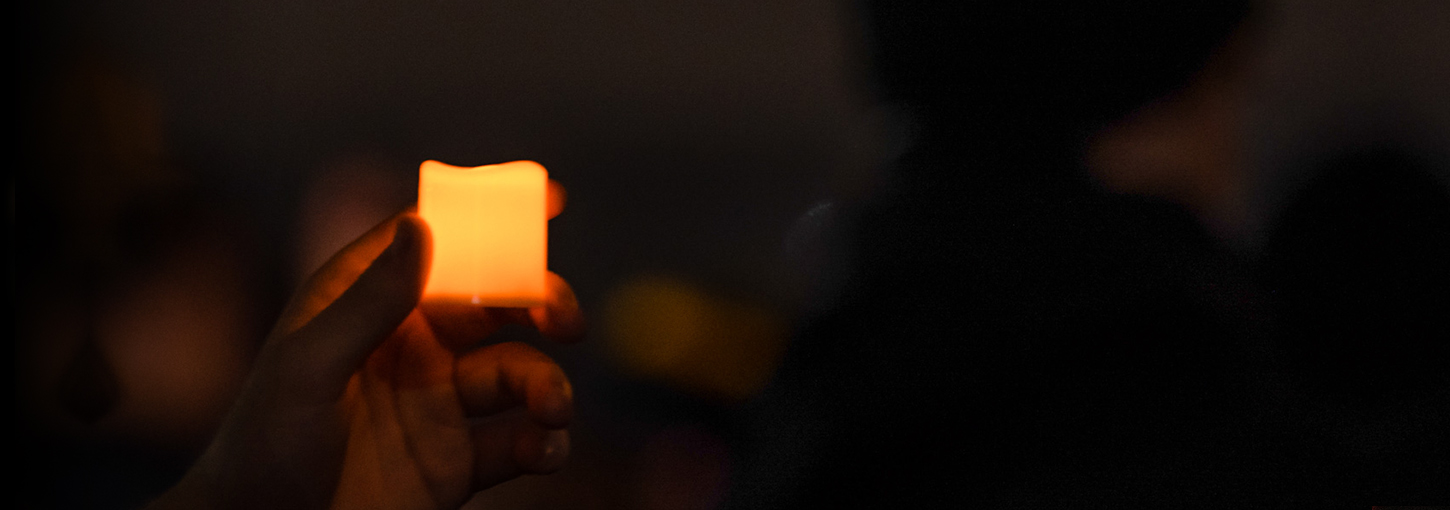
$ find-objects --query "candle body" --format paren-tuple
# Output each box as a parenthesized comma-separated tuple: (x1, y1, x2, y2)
(418, 160, 547, 307)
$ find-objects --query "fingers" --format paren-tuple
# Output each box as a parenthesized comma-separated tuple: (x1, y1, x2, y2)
(530, 271, 588, 344)
(459, 342, 574, 491)
(545, 185, 575, 341)
(420, 271, 586, 350)
(547, 179, 566, 220)
(455, 342, 573, 429)
(418, 303, 530, 352)
(279, 215, 432, 400)
(470, 412, 570, 491)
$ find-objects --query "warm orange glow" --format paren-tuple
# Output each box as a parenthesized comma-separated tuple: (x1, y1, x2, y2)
(418, 160, 547, 307)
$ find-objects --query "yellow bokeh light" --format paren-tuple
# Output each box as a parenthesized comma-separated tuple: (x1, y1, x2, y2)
(604, 275, 788, 402)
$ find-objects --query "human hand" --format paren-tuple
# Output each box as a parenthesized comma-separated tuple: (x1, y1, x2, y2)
(151, 183, 584, 510)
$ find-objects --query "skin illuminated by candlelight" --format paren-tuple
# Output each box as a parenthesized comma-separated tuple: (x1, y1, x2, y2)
(419, 160, 548, 307)
(146, 210, 586, 510)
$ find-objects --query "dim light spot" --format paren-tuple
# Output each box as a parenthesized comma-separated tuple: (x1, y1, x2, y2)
(604, 275, 788, 402)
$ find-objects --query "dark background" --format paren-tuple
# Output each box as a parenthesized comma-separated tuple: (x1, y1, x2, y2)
(14, 0, 1450, 508)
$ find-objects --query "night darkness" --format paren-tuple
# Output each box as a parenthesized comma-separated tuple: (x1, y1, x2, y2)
(15, 0, 1450, 508)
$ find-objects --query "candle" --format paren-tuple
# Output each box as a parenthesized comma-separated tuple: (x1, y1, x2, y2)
(418, 160, 548, 307)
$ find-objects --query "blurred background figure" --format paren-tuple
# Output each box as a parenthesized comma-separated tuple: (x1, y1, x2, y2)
(726, 0, 1449, 506)
(1085, 7, 1450, 495)
(1077, 1, 1450, 497)
(16, 47, 277, 507)
(15, 0, 1450, 508)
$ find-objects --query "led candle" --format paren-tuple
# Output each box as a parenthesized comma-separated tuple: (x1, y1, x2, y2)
(418, 160, 548, 307)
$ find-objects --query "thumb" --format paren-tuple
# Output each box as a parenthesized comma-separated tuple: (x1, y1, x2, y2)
(281, 215, 431, 399)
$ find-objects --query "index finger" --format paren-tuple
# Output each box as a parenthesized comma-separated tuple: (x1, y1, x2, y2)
(529, 271, 586, 344)
(420, 271, 586, 350)
(455, 341, 573, 428)
(547, 179, 565, 220)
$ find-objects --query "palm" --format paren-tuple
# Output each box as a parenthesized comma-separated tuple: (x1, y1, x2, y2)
(332, 312, 475, 510)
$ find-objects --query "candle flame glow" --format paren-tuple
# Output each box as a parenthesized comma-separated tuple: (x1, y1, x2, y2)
(418, 160, 548, 307)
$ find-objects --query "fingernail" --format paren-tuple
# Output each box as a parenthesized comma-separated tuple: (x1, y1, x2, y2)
(534, 429, 569, 473)
(539, 380, 573, 427)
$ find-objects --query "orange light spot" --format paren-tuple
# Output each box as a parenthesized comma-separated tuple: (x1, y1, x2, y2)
(418, 160, 548, 307)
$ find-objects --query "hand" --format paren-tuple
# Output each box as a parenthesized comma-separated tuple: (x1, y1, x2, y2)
(151, 184, 584, 510)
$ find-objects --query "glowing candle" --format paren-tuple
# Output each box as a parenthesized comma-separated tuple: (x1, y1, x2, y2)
(418, 160, 548, 307)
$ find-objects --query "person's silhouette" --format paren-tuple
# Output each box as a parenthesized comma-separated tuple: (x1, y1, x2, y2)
(729, 0, 1447, 506)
